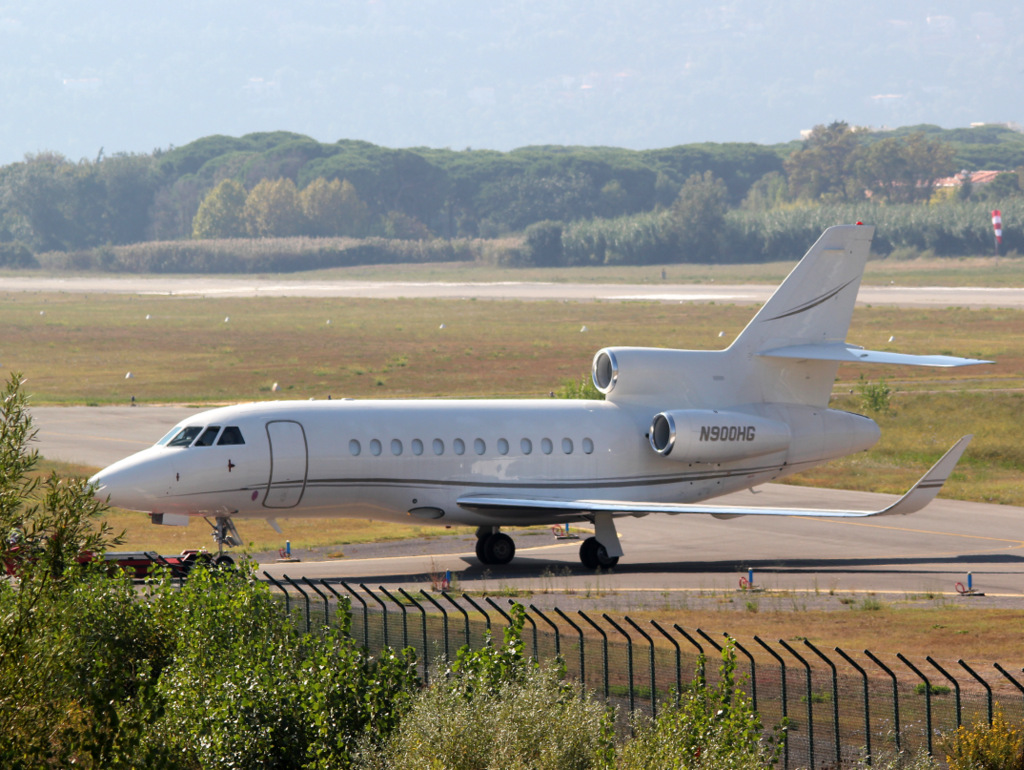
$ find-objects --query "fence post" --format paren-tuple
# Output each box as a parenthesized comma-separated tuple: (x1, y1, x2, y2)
(835, 647, 871, 766)
(442, 591, 471, 648)
(554, 607, 585, 689)
(379, 586, 409, 649)
(780, 639, 815, 770)
(604, 614, 635, 719)
(530, 605, 561, 658)
(283, 574, 311, 632)
(319, 581, 353, 636)
(420, 591, 450, 664)
(993, 663, 1024, 710)
(579, 611, 609, 699)
(462, 593, 491, 635)
(484, 596, 513, 629)
(340, 581, 369, 649)
(926, 657, 962, 729)
(864, 650, 900, 754)
(399, 588, 429, 685)
(650, 620, 682, 705)
(301, 577, 330, 628)
(626, 616, 657, 719)
(958, 659, 992, 725)
(755, 636, 789, 770)
(805, 640, 840, 769)
(897, 653, 933, 756)
(695, 627, 723, 652)
(360, 583, 389, 649)
(509, 600, 539, 660)
(732, 638, 758, 713)
(674, 624, 705, 682)
(263, 571, 290, 614)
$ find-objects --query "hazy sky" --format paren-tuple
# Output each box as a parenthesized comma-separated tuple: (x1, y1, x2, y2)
(1, 0, 1022, 165)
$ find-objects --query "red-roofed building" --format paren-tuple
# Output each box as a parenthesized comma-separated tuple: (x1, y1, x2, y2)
(934, 170, 1005, 188)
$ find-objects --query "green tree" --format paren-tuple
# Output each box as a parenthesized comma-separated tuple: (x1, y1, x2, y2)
(856, 133, 955, 203)
(523, 219, 564, 266)
(244, 177, 303, 237)
(191, 179, 247, 239)
(0, 373, 130, 767)
(785, 121, 864, 202)
(300, 177, 370, 236)
(670, 171, 729, 262)
(740, 170, 791, 210)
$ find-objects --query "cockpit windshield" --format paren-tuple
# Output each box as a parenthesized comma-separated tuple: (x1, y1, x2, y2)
(165, 426, 203, 448)
(193, 426, 221, 447)
(158, 424, 245, 448)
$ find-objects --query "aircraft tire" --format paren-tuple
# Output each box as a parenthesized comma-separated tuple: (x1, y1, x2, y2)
(485, 533, 515, 565)
(215, 554, 235, 568)
(579, 537, 599, 569)
(579, 537, 618, 570)
(475, 536, 490, 564)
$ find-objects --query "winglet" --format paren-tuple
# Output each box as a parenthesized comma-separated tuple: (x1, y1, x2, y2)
(874, 435, 972, 516)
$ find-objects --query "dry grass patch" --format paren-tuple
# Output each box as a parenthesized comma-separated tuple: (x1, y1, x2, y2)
(619, 606, 1024, 668)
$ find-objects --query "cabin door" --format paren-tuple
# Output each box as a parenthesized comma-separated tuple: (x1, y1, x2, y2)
(264, 420, 308, 509)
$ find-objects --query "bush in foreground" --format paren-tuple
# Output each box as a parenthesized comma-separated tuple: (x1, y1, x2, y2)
(364, 604, 616, 770)
(617, 640, 785, 770)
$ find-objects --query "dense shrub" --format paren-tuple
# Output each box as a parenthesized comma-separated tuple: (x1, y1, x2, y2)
(34, 236, 501, 273)
(942, 707, 1024, 770)
(617, 640, 785, 770)
(364, 604, 616, 770)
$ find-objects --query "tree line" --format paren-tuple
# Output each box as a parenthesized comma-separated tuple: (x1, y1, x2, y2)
(1, 123, 1023, 268)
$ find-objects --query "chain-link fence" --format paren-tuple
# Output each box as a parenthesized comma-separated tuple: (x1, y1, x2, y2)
(263, 574, 1024, 769)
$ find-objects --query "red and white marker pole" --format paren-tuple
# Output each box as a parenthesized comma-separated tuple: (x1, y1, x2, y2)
(992, 209, 1003, 256)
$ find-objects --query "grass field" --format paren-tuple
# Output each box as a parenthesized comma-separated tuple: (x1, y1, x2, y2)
(3, 292, 1019, 405)
(277, 252, 1024, 288)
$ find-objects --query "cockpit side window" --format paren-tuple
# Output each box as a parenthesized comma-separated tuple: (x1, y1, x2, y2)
(217, 426, 245, 446)
(166, 426, 203, 447)
(193, 426, 221, 447)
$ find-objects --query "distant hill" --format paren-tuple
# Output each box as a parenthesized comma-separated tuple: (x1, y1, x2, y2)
(1, 1, 1021, 165)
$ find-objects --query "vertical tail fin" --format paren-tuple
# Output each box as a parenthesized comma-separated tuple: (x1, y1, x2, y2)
(728, 224, 875, 406)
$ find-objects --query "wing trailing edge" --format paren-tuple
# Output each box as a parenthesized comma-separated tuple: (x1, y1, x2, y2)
(457, 436, 972, 521)
(759, 342, 992, 368)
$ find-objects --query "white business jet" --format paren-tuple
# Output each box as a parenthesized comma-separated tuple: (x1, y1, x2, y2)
(90, 224, 989, 569)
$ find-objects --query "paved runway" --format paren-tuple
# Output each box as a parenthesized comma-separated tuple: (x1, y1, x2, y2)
(7, 275, 1024, 308)
(31, 405, 1024, 602)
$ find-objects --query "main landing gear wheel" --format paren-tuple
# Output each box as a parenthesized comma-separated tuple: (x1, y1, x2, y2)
(579, 536, 618, 570)
(485, 533, 515, 565)
(475, 532, 516, 565)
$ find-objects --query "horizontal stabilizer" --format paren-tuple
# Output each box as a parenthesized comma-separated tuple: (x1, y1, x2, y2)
(760, 342, 992, 368)
(458, 436, 972, 520)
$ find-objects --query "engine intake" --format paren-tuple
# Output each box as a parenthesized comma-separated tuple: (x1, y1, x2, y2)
(650, 409, 791, 463)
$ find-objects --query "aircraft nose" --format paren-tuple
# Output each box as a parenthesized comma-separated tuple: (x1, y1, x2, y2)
(89, 450, 175, 512)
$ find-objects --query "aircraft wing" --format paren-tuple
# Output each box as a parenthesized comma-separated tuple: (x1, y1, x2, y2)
(759, 342, 991, 367)
(458, 436, 972, 521)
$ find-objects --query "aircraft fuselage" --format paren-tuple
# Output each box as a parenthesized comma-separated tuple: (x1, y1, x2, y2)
(95, 397, 879, 527)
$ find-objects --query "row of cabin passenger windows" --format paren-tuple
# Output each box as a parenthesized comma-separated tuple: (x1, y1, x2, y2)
(349, 436, 595, 458)
(160, 425, 246, 448)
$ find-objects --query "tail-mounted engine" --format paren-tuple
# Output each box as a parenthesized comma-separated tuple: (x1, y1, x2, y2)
(649, 409, 791, 464)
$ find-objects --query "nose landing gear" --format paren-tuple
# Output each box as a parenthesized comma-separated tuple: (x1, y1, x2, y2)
(204, 515, 242, 567)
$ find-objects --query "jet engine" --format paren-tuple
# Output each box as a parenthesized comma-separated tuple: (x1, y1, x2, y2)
(649, 409, 791, 464)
